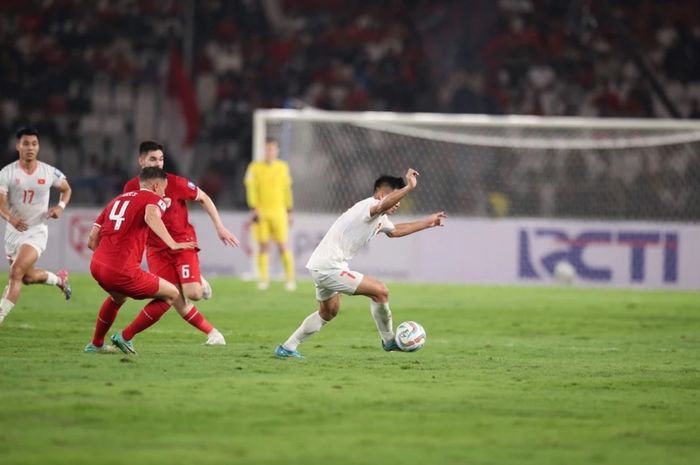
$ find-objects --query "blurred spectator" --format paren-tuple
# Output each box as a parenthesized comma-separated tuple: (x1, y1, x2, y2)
(73, 154, 108, 204)
(198, 162, 224, 203)
(0, 0, 698, 221)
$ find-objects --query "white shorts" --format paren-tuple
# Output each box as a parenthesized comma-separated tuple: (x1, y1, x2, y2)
(309, 268, 365, 302)
(4, 224, 48, 262)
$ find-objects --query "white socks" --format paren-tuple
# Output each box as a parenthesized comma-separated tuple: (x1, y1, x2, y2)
(281, 302, 393, 351)
(44, 272, 60, 286)
(0, 297, 15, 323)
(370, 301, 394, 344)
(283, 311, 328, 351)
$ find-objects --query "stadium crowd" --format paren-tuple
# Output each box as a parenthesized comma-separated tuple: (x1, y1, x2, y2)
(0, 0, 699, 219)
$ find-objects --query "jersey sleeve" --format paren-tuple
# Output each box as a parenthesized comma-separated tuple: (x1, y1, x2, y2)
(141, 195, 168, 224)
(51, 166, 67, 188)
(364, 198, 381, 222)
(171, 175, 199, 201)
(123, 177, 139, 193)
(379, 215, 395, 233)
(146, 194, 168, 214)
(94, 208, 106, 227)
(0, 166, 10, 195)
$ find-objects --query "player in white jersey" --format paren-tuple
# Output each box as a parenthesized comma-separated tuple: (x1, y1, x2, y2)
(275, 168, 446, 358)
(0, 127, 73, 325)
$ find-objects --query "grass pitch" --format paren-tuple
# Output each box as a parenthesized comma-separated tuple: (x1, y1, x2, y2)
(0, 274, 698, 465)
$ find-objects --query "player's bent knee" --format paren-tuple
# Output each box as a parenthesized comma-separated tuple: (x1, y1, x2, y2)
(20, 269, 42, 285)
(157, 280, 180, 304)
(161, 294, 177, 305)
(319, 300, 340, 320)
(9, 268, 26, 283)
(164, 290, 179, 305)
(373, 282, 389, 303)
(110, 293, 128, 305)
(183, 286, 203, 301)
(319, 307, 339, 320)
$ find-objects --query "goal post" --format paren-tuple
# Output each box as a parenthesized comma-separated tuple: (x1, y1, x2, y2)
(254, 109, 700, 222)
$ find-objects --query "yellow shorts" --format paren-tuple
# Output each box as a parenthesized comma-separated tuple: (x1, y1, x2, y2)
(252, 212, 289, 244)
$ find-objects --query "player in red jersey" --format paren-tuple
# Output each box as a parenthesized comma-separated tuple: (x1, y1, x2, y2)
(84, 167, 197, 354)
(123, 141, 239, 345)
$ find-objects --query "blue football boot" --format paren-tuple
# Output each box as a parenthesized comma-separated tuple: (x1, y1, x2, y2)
(111, 333, 137, 355)
(275, 344, 303, 359)
(381, 338, 402, 352)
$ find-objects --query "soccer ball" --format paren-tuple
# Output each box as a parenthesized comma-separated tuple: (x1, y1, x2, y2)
(395, 321, 427, 352)
(554, 260, 575, 284)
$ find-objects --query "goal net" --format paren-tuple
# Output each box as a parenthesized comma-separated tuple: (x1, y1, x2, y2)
(254, 109, 700, 222)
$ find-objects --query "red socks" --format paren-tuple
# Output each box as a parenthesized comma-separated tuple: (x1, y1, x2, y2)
(94, 300, 212, 345)
(92, 297, 123, 347)
(183, 306, 213, 334)
(122, 300, 170, 341)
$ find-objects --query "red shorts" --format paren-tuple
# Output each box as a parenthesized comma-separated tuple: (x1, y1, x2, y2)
(90, 260, 160, 299)
(147, 248, 201, 286)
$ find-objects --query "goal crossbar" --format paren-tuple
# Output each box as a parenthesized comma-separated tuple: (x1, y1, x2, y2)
(254, 109, 700, 159)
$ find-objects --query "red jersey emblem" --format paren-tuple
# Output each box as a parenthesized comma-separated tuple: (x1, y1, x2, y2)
(38, 178, 46, 185)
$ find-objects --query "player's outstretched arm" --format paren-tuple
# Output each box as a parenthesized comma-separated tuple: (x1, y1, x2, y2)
(0, 193, 28, 231)
(47, 179, 72, 219)
(386, 211, 447, 238)
(195, 190, 240, 247)
(370, 168, 419, 217)
(144, 205, 197, 251)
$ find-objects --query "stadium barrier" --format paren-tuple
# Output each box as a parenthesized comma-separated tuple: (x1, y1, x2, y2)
(22, 209, 700, 290)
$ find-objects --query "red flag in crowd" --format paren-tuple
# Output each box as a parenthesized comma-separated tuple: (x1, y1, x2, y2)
(167, 47, 200, 146)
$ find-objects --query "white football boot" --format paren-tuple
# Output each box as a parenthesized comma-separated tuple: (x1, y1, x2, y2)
(205, 328, 226, 345)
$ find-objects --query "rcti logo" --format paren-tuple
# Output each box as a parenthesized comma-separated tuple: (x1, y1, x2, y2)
(518, 229, 678, 283)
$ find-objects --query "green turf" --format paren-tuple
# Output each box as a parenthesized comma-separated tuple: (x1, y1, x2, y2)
(0, 274, 698, 465)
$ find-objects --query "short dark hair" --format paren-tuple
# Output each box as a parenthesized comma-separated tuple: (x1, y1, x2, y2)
(139, 140, 163, 155)
(265, 137, 278, 144)
(139, 166, 167, 182)
(16, 126, 39, 139)
(373, 175, 406, 193)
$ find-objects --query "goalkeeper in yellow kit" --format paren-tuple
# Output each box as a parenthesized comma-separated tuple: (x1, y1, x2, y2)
(244, 138, 296, 291)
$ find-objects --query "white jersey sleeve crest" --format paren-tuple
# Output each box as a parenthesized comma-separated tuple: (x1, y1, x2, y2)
(379, 215, 395, 233)
(51, 166, 66, 187)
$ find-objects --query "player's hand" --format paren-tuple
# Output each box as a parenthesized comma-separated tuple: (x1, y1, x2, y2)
(251, 209, 259, 223)
(428, 211, 447, 227)
(10, 216, 28, 231)
(217, 226, 240, 247)
(47, 206, 64, 219)
(171, 241, 198, 250)
(405, 168, 419, 190)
